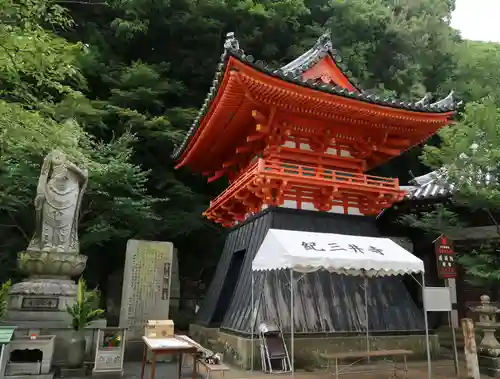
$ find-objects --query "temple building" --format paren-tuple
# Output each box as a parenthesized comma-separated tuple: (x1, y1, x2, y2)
(173, 32, 459, 366)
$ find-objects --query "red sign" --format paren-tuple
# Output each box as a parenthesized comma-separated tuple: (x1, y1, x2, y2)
(435, 235, 457, 279)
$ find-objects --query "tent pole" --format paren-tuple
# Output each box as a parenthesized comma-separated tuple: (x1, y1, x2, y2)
(251, 272, 254, 372)
(290, 268, 294, 379)
(422, 273, 432, 379)
(364, 275, 370, 358)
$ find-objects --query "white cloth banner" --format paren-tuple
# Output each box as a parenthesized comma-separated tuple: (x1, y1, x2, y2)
(252, 229, 424, 276)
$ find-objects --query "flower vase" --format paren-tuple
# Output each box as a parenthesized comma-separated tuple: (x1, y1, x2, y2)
(67, 330, 86, 368)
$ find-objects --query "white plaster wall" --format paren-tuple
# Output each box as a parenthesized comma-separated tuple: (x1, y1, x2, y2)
(281, 140, 352, 157)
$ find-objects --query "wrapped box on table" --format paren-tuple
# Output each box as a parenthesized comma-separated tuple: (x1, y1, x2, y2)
(144, 320, 174, 338)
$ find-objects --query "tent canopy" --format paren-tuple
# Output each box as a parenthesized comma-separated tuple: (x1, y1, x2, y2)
(252, 229, 424, 276)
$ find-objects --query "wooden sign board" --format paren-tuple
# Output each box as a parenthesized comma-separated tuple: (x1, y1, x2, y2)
(435, 235, 457, 279)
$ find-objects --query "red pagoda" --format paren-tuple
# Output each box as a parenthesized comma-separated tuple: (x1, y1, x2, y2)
(173, 33, 457, 227)
(173, 32, 458, 362)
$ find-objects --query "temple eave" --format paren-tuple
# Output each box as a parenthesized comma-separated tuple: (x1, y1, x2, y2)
(175, 101, 451, 174)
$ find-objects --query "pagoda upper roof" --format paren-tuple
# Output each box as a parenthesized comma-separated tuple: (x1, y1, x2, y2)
(172, 32, 460, 167)
(279, 33, 361, 92)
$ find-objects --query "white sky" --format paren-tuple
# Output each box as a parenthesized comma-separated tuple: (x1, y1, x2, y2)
(451, 0, 500, 43)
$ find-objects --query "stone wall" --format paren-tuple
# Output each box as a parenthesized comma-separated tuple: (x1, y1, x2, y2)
(189, 324, 440, 370)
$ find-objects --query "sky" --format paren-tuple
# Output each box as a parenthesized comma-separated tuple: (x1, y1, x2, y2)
(451, 0, 500, 43)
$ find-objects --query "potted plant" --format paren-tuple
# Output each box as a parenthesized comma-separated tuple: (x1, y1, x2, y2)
(0, 280, 12, 321)
(66, 278, 104, 368)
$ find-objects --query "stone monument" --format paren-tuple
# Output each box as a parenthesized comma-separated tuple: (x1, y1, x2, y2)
(119, 240, 174, 341)
(5, 150, 105, 364)
(471, 294, 500, 378)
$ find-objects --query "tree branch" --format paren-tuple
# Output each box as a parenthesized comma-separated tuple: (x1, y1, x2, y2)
(486, 209, 500, 237)
(0, 42, 21, 74)
(6, 210, 29, 243)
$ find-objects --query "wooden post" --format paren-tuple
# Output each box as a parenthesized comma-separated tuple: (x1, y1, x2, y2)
(461, 318, 480, 379)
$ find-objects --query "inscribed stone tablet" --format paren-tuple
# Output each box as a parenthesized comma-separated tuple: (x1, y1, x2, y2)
(119, 240, 174, 340)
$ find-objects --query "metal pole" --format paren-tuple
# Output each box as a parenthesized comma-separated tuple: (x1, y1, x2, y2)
(364, 275, 370, 358)
(251, 272, 254, 372)
(290, 269, 294, 379)
(422, 273, 432, 379)
(445, 279, 459, 376)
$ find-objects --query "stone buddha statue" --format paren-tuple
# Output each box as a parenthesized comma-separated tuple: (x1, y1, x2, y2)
(27, 150, 88, 254)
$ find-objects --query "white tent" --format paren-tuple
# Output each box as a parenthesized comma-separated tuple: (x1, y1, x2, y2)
(250, 229, 432, 379)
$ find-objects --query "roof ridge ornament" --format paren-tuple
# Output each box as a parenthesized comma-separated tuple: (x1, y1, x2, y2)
(315, 32, 333, 52)
(224, 32, 239, 51)
(415, 93, 433, 107)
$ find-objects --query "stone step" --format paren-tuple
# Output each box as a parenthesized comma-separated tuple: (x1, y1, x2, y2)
(436, 328, 466, 351)
(439, 347, 464, 360)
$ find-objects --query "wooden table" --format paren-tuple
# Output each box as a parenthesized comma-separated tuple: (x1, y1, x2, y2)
(140, 336, 198, 379)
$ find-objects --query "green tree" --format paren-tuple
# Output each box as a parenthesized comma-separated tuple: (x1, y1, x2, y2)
(445, 40, 500, 105)
(0, 0, 160, 283)
(402, 97, 500, 283)
(58, 0, 316, 286)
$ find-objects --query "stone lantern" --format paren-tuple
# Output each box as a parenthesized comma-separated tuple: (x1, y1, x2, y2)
(471, 294, 500, 377)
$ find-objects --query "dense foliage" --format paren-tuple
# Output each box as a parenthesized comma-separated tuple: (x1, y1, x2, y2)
(2, 0, 500, 294)
(402, 97, 500, 283)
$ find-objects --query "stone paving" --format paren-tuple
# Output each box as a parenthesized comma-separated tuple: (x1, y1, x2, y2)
(128, 359, 467, 379)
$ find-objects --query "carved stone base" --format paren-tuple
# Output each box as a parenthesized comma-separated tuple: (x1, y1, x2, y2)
(8, 279, 78, 324)
(8, 251, 87, 324)
(479, 355, 500, 378)
(18, 251, 87, 277)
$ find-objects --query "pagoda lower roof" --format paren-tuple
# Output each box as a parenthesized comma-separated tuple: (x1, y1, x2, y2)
(173, 33, 459, 172)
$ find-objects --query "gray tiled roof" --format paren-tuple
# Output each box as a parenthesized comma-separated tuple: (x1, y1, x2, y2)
(403, 170, 453, 200)
(172, 32, 460, 160)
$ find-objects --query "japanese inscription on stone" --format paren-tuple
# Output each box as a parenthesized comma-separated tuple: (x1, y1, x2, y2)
(119, 240, 173, 340)
(21, 297, 59, 310)
(161, 263, 171, 301)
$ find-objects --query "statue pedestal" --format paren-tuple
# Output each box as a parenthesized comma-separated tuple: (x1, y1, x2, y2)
(8, 251, 88, 325)
(6, 250, 106, 366)
(8, 279, 78, 324)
